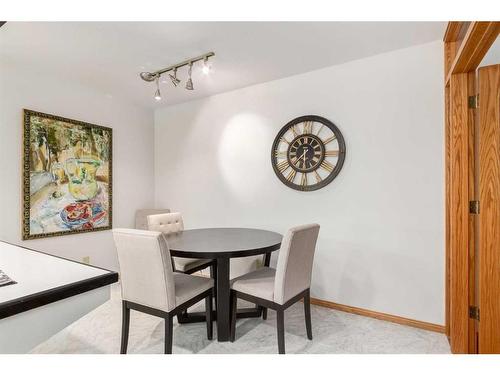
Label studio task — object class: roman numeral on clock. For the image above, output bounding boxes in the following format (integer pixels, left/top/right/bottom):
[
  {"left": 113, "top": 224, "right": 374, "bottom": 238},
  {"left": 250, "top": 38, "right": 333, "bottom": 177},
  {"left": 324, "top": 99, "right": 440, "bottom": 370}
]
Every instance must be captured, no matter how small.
[
  {"left": 277, "top": 160, "right": 290, "bottom": 173},
  {"left": 325, "top": 150, "right": 339, "bottom": 157},
  {"left": 313, "top": 170, "right": 322, "bottom": 183},
  {"left": 320, "top": 160, "right": 335, "bottom": 173},
  {"left": 303, "top": 121, "right": 313, "bottom": 134},
  {"left": 286, "top": 169, "right": 297, "bottom": 182},
  {"left": 322, "top": 135, "right": 337, "bottom": 145},
  {"left": 280, "top": 136, "right": 290, "bottom": 145},
  {"left": 301, "top": 173, "right": 308, "bottom": 187}
]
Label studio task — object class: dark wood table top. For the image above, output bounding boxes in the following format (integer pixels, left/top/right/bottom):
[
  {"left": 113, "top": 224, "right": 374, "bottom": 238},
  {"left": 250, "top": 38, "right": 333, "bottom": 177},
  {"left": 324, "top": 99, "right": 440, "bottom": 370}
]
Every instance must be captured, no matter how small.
[{"left": 166, "top": 228, "right": 282, "bottom": 259}]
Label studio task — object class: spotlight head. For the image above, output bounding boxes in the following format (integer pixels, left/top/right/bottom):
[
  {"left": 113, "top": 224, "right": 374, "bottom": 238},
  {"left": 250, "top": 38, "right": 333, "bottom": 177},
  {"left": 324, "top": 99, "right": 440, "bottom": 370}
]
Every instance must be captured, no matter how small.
[
  {"left": 185, "top": 62, "right": 194, "bottom": 90},
  {"left": 169, "top": 74, "right": 180, "bottom": 86},
  {"left": 154, "top": 76, "right": 162, "bottom": 101},
  {"left": 202, "top": 56, "right": 211, "bottom": 75},
  {"left": 169, "top": 68, "right": 181, "bottom": 87},
  {"left": 154, "top": 88, "right": 161, "bottom": 101}
]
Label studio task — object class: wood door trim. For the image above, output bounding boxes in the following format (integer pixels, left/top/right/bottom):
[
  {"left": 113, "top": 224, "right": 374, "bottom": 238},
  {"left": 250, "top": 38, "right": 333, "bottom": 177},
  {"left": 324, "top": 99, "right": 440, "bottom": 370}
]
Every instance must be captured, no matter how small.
[
  {"left": 478, "top": 65, "right": 500, "bottom": 353},
  {"left": 443, "top": 21, "right": 499, "bottom": 353},
  {"left": 310, "top": 298, "right": 445, "bottom": 333},
  {"left": 445, "top": 22, "right": 500, "bottom": 85},
  {"left": 444, "top": 22, "right": 466, "bottom": 42},
  {"left": 467, "top": 71, "right": 477, "bottom": 354},
  {"left": 449, "top": 73, "right": 471, "bottom": 353},
  {"left": 445, "top": 84, "right": 451, "bottom": 338}
]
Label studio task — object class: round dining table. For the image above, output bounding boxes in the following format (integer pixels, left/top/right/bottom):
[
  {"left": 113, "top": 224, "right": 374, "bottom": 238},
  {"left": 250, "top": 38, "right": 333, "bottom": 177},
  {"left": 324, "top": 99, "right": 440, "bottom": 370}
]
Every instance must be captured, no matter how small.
[{"left": 166, "top": 227, "right": 282, "bottom": 342}]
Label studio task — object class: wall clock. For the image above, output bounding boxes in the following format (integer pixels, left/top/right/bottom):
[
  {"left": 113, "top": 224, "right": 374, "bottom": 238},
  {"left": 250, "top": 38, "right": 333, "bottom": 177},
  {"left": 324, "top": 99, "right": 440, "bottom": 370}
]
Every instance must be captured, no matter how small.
[{"left": 271, "top": 115, "right": 346, "bottom": 191}]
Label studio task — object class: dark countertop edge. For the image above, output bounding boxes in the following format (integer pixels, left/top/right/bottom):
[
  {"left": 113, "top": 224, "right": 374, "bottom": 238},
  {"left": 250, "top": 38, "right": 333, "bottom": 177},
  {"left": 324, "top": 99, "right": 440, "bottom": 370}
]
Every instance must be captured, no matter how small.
[
  {"left": 0, "top": 271, "right": 118, "bottom": 320},
  {"left": 0, "top": 239, "right": 118, "bottom": 320}
]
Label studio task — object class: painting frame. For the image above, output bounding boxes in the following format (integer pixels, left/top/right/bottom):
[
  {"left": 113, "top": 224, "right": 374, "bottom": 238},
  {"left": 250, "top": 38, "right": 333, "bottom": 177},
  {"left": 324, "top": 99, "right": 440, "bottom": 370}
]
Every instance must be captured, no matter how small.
[{"left": 22, "top": 109, "right": 113, "bottom": 240}]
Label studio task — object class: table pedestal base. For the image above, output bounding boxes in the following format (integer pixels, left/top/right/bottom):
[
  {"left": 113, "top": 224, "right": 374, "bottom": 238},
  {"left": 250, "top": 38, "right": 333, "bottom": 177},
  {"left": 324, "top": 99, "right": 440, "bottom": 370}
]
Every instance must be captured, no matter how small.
[{"left": 177, "top": 307, "right": 262, "bottom": 324}]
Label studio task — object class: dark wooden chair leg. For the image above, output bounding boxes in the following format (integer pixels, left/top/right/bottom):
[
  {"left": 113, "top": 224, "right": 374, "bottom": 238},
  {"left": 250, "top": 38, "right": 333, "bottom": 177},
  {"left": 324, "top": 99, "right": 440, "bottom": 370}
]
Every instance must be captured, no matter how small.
[
  {"left": 205, "top": 291, "right": 213, "bottom": 340},
  {"left": 257, "top": 252, "right": 272, "bottom": 320},
  {"left": 276, "top": 309, "right": 285, "bottom": 354},
  {"left": 230, "top": 290, "right": 237, "bottom": 342},
  {"left": 165, "top": 315, "right": 173, "bottom": 354},
  {"left": 304, "top": 290, "right": 312, "bottom": 340},
  {"left": 120, "top": 301, "right": 130, "bottom": 354}
]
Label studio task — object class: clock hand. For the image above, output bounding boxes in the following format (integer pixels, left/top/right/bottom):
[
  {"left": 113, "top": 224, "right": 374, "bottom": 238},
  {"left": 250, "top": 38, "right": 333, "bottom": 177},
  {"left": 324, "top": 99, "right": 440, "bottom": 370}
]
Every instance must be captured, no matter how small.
[
  {"left": 293, "top": 151, "right": 306, "bottom": 165},
  {"left": 300, "top": 150, "right": 307, "bottom": 167}
]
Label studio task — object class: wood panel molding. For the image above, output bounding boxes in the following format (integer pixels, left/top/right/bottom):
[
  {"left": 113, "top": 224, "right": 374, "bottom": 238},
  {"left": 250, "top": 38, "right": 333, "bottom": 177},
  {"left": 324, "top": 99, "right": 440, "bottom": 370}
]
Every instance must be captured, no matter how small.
[{"left": 310, "top": 298, "right": 445, "bottom": 334}]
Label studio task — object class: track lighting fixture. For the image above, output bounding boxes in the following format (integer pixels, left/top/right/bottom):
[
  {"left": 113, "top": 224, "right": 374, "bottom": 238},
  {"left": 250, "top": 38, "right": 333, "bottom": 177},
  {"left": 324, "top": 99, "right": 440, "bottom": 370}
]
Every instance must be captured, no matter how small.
[
  {"left": 185, "top": 62, "right": 194, "bottom": 91},
  {"left": 139, "top": 52, "right": 214, "bottom": 101}
]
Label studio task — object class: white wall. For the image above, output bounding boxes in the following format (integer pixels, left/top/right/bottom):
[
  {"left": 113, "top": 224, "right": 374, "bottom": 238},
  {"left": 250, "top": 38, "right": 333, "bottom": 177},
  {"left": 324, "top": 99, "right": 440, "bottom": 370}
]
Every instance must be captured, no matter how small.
[
  {"left": 0, "top": 61, "right": 155, "bottom": 271},
  {"left": 154, "top": 41, "right": 445, "bottom": 324},
  {"left": 480, "top": 34, "right": 500, "bottom": 67}
]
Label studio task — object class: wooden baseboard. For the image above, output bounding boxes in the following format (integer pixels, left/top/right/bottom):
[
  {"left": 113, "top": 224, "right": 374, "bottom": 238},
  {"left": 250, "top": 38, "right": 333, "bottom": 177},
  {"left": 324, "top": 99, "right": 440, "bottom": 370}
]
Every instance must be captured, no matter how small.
[{"left": 310, "top": 297, "right": 446, "bottom": 334}]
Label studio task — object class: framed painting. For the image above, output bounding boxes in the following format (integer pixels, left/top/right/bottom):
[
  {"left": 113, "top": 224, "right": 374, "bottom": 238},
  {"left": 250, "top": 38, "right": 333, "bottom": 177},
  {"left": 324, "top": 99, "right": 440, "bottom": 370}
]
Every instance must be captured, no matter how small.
[{"left": 22, "top": 109, "right": 112, "bottom": 240}]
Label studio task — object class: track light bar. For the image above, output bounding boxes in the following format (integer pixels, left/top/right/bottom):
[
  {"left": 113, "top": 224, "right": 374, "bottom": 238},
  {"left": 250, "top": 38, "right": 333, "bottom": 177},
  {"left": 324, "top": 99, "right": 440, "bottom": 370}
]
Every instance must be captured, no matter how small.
[
  {"left": 140, "top": 52, "right": 215, "bottom": 82},
  {"left": 140, "top": 51, "right": 214, "bottom": 101}
]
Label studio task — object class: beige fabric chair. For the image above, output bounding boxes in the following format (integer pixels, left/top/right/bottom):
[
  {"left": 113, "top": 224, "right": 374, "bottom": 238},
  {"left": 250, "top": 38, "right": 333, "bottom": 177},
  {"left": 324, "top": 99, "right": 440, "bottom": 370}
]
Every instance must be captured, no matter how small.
[
  {"left": 113, "top": 228, "right": 214, "bottom": 354},
  {"left": 230, "top": 223, "right": 320, "bottom": 354},
  {"left": 135, "top": 209, "right": 170, "bottom": 230},
  {"left": 147, "top": 212, "right": 214, "bottom": 274}
]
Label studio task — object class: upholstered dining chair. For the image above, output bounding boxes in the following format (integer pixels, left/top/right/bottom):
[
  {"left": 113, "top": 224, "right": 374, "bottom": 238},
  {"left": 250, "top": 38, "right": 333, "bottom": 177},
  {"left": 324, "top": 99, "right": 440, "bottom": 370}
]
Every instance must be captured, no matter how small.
[
  {"left": 113, "top": 228, "right": 214, "bottom": 354},
  {"left": 135, "top": 208, "right": 170, "bottom": 230},
  {"left": 229, "top": 223, "right": 320, "bottom": 354},
  {"left": 147, "top": 212, "right": 215, "bottom": 275}
]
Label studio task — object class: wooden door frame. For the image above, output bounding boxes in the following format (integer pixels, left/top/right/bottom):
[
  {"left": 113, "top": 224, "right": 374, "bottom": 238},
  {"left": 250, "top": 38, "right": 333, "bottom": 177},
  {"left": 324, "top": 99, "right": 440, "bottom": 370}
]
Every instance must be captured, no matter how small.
[{"left": 444, "top": 21, "right": 500, "bottom": 354}]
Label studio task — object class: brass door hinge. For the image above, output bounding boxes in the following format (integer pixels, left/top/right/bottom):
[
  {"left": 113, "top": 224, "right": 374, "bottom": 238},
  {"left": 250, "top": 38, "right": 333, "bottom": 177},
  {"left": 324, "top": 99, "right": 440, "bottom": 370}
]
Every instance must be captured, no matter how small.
[
  {"left": 468, "top": 95, "right": 479, "bottom": 109},
  {"left": 470, "top": 200, "right": 480, "bottom": 214},
  {"left": 469, "top": 305, "right": 480, "bottom": 321}
]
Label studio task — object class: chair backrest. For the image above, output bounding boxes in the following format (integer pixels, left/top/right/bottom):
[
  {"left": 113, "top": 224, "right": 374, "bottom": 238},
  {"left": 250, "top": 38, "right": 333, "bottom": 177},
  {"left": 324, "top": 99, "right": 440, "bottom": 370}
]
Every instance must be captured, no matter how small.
[
  {"left": 135, "top": 209, "right": 171, "bottom": 230},
  {"left": 113, "top": 228, "right": 176, "bottom": 312},
  {"left": 147, "top": 212, "right": 184, "bottom": 234},
  {"left": 274, "top": 224, "right": 320, "bottom": 305}
]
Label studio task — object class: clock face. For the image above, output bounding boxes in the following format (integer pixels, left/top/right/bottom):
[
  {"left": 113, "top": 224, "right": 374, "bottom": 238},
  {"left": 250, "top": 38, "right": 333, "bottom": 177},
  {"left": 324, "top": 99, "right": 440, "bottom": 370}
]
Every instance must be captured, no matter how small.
[{"left": 271, "top": 115, "right": 346, "bottom": 191}]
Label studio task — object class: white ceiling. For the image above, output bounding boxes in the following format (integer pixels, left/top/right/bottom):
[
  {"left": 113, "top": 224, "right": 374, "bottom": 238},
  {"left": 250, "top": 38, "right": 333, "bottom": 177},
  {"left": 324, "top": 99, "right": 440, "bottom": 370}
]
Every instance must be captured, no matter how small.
[{"left": 0, "top": 22, "right": 446, "bottom": 109}]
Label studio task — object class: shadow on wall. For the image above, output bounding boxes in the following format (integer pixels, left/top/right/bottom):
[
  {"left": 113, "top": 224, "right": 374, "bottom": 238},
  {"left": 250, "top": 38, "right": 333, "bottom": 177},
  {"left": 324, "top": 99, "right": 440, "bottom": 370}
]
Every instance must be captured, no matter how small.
[{"left": 217, "top": 112, "right": 275, "bottom": 202}]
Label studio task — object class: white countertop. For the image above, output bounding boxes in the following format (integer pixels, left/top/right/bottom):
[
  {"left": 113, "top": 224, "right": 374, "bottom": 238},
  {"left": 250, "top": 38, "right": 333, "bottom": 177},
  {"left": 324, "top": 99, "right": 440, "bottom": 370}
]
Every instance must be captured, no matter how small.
[{"left": 0, "top": 240, "right": 110, "bottom": 304}]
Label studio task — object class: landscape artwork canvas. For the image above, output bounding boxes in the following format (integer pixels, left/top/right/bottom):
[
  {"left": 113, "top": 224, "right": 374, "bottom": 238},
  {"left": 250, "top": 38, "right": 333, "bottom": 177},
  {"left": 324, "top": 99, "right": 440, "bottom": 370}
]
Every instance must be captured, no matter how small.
[{"left": 23, "top": 109, "right": 112, "bottom": 240}]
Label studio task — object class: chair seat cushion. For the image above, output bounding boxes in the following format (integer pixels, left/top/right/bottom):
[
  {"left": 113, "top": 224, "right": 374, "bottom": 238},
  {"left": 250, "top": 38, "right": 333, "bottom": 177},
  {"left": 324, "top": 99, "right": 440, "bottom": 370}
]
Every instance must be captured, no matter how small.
[
  {"left": 173, "top": 257, "right": 212, "bottom": 272},
  {"left": 230, "top": 267, "right": 276, "bottom": 302},
  {"left": 174, "top": 272, "right": 214, "bottom": 307}
]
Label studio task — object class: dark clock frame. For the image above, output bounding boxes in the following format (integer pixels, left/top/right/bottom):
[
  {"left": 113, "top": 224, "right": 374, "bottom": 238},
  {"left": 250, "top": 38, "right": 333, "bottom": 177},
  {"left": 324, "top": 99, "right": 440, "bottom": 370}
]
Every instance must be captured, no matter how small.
[{"left": 271, "top": 115, "right": 346, "bottom": 191}]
